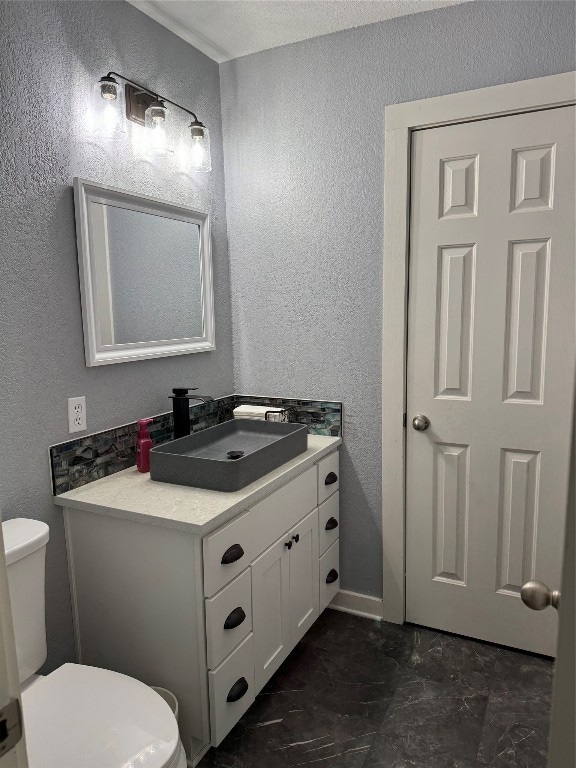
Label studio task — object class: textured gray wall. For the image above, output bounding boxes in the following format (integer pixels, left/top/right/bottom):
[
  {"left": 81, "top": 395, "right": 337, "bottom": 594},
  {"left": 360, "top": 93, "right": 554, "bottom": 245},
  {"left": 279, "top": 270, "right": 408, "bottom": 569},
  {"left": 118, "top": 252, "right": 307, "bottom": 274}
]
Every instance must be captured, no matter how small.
[
  {"left": 0, "top": 1, "right": 232, "bottom": 670},
  {"left": 220, "top": 1, "right": 576, "bottom": 599}
]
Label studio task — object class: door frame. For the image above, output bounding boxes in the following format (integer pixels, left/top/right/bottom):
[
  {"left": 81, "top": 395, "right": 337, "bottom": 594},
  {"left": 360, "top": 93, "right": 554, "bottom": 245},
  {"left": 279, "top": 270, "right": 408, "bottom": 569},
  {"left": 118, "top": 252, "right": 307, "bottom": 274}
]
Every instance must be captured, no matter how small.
[{"left": 381, "top": 71, "right": 576, "bottom": 624}]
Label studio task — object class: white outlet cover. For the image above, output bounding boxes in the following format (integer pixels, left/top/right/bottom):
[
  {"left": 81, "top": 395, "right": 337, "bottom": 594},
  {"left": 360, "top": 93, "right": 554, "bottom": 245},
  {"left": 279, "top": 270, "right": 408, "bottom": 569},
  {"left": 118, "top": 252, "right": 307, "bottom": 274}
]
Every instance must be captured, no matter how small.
[{"left": 68, "top": 397, "right": 87, "bottom": 433}]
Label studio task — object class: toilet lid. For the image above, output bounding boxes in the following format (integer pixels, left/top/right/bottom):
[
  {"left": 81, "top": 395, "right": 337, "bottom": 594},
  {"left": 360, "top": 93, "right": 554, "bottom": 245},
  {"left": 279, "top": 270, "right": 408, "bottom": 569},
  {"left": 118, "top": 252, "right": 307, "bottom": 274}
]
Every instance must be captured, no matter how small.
[{"left": 21, "top": 664, "right": 181, "bottom": 768}]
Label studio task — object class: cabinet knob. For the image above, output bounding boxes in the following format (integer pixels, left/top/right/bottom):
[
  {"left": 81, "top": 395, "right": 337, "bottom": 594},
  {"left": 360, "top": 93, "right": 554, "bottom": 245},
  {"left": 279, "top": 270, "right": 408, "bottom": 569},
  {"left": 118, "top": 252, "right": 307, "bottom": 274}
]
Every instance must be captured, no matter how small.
[
  {"left": 325, "top": 517, "right": 338, "bottom": 531},
  {"left": 326, "top": 568, "right": 339, "bottom": 584},
  {"left": 292, "top": 534, "right": 300, "bottom": 543},
  {"left": 285, "top": 540, "right": 293, "bottom": 550},
  {"left": 223, "top": 606, "right": 246, "bottom": 630},
  {"left": 325, "top": 472, "right": 338, "bottom": 485},
  {"left": 221, "top": 543, "right": 244, "bottom": 565},
  {"left": 226, "top": 677, "right": 249, "bottom": 703}
]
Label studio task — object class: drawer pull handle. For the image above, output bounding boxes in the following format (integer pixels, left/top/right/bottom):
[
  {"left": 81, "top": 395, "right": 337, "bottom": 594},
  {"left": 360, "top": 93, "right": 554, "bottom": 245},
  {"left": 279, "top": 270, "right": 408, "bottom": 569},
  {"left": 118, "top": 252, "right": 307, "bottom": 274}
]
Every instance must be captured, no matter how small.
[
  {"left": 227, "top": 677, "right": 249, "bottom": 703},
  {"left": 221, "top": 543, "right": 244, "bottom": 565},
  {"left": 325, "top": 472, "right": 338, "bottom": 485},
  {"left": 285, "top": 540, "right": 293, "bottom": 550},
  {"left": 326, "top": 568, "right": 339, "bottom": 584},
  {"left": 292, "top": 534, "right": 300, "bottom": 543},
  {"left": 325, "top": 517, "right": 339, "bottom": 531},
  {"left": 223, "top": 607, "right": 246, "bottom": 630}
]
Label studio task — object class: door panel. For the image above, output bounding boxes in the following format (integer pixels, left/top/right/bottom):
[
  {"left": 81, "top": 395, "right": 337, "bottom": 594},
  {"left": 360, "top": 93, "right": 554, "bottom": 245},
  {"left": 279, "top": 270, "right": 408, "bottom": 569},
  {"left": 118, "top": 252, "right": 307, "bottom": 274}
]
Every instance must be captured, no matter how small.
[
  {"left": 510, "top": 144, "right": 554, "bottom": 212},
  {"left": 439, "top": 154, "right": 478, "bottom": 218},
  {"left": 433, "top": 442, "right": 469, "bottom": 585},
  {"left": 496, "top": 449, "right": 539, "bottom": 595},
  {"left": 406, "top": 106, "right": 575, "bottom": 656},
  {"left": 289, "top": 510, "right": 319, "bottom": 644},
  {"left": 503, "top": 240, "right": 549, "bottom": 402},
  {"left": 251, "top": 538, "right": 290, "bottom": 690},
  {"left": 435, "top": 244, "right": 475, "bottom": 400}
]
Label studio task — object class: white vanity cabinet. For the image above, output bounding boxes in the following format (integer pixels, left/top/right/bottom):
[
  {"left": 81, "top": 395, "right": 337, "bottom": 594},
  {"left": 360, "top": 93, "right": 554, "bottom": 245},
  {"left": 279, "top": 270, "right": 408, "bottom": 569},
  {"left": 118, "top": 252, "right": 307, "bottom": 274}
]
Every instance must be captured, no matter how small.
[{"left": 59, "top": 437, "right": 340, "bottom": 766}]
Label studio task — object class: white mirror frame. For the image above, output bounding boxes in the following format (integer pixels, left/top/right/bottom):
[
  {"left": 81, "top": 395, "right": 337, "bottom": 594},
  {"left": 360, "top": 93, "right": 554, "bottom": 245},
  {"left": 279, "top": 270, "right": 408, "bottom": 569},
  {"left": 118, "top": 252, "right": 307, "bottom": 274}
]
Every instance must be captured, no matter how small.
[{"left": 73, "top": 178, "right": 215, "bottom": 366}]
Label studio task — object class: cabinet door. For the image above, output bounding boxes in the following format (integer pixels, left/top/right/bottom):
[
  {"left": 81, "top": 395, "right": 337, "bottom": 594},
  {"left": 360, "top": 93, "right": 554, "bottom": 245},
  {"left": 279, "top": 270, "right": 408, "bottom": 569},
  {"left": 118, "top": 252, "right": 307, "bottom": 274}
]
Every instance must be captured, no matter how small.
[
  {"left": 252, "top": 536, "right": 291, "bottom": 690},
  {"left": 289, "top": 509, "right": 319, "bottom": 645}
]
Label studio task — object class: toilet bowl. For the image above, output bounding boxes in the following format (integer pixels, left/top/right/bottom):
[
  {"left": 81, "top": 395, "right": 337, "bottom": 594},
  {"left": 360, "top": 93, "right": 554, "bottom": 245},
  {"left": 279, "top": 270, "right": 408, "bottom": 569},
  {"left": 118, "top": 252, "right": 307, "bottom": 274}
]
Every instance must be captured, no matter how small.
[{"left": 3, "top": 518, "right": 187, "bottom": 768}]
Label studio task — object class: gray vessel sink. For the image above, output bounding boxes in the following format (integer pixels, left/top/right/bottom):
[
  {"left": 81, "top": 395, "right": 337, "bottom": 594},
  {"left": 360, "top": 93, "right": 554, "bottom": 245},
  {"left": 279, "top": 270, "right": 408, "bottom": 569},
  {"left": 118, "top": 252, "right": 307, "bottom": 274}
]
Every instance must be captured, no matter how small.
[{"left": 150, "top": 419, "right": 308, "bottom": 492}]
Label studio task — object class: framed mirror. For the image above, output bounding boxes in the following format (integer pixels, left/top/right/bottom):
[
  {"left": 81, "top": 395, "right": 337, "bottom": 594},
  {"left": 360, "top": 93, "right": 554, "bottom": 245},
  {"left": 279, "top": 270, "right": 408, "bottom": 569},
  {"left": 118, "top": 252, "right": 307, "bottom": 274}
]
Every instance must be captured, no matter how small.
[{"left": 73, "top": 178, "right": 215, "bottom": 366}]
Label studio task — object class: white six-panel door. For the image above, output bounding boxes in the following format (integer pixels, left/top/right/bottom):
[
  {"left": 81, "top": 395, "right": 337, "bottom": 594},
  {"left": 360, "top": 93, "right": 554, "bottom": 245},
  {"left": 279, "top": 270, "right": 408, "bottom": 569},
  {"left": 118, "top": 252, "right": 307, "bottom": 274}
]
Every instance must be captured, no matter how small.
[{"left": 406, "top": 106, "right": 575, "bottom": 656}]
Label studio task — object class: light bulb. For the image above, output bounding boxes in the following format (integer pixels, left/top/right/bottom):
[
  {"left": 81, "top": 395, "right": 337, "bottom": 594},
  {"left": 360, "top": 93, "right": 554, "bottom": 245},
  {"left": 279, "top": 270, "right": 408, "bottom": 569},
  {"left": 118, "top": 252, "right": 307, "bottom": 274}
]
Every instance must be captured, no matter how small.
[
  {"left": 101, "top": 103, "right": 118, "bottom": 133},
  {"left": 191, "top": 137, "right": 206, "bottom": 166},
  {"left": 149, "top": 122, "right": 167, "bottom": 153},
  {"left": 145, "top": 100, "right": 169, "bottom": 156},
  {"left": 189, "top": 120, "right": 211, "bottom": 172}
]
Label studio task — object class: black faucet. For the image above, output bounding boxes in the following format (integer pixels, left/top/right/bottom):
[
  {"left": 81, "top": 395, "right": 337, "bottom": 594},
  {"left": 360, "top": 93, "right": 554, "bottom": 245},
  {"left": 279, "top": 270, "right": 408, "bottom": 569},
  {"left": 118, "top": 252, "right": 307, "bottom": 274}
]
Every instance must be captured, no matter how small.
[{"left": 170, "top": 388, "right": 214, "bottom": 439}]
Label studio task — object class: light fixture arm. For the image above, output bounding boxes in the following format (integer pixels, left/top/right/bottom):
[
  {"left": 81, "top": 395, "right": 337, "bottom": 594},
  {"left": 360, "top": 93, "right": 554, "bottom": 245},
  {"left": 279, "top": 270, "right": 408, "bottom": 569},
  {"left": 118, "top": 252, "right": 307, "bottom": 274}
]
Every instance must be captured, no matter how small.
[{"left": 106, "top": 71, "right": 200, "bottom": 123}]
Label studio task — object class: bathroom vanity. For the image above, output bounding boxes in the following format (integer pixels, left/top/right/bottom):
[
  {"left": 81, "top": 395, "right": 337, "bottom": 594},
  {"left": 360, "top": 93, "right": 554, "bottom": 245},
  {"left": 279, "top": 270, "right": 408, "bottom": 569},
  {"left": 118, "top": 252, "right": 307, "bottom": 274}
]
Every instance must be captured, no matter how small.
[{"left": 56, "top": 435, "right": 341, "bottom": 765}]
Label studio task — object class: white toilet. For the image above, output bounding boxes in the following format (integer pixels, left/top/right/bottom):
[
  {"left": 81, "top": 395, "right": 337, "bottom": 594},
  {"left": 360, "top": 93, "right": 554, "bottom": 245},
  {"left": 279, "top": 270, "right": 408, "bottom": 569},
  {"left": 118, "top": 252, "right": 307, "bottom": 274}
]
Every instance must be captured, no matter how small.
[{"left": 3, "top": 518, "right": 187, "bottom": 768}]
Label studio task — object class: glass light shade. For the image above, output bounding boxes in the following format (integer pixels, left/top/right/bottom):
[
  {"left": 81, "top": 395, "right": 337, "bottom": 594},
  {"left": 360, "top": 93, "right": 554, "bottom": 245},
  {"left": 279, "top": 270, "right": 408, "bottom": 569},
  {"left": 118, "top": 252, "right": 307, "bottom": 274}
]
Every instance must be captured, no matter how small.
[
  {"left": 99, "top": 76, "right": 119, "bottom": 101},
  {"left": 189, "top": 122, "right": 211, "bottom": 172},
  {"left": 93, "top": 76, "right": 124, "bottom": 137},
  {"left": 145, "top": 100, "right": 169, "bottom": 155}
]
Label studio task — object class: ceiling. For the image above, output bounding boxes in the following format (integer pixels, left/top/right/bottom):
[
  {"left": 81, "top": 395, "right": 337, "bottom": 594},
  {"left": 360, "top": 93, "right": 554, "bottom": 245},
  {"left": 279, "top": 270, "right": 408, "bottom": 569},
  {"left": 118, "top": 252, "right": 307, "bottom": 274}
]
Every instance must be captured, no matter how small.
[{"left": 127, "top": 0, "right": 466, "bottom": 63}]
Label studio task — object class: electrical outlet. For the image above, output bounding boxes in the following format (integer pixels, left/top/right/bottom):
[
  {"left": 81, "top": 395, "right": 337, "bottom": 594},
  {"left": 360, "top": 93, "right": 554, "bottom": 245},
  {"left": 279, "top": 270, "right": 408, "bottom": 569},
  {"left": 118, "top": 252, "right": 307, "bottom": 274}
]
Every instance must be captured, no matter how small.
[{"left": 68, "top": 396, "right": 87, "bottom": 433}]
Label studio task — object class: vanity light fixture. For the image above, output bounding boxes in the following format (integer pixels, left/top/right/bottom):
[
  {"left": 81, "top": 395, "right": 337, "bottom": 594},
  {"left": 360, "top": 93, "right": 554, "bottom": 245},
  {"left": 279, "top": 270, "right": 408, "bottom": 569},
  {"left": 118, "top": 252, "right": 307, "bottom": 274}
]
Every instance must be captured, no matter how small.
[{"left": 94, "top": 71, "right": 211, "bottom": 172}]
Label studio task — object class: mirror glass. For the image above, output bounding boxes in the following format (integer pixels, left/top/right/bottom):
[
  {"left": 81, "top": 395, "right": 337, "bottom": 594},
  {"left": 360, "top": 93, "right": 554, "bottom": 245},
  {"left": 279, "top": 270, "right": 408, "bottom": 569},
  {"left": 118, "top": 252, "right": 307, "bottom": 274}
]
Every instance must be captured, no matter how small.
[
  {"left": 100, "top": 204, "right": 202, "bottom": 344},
  {"left": 74, "top": 179, "right": 215, "bottom": 366}
]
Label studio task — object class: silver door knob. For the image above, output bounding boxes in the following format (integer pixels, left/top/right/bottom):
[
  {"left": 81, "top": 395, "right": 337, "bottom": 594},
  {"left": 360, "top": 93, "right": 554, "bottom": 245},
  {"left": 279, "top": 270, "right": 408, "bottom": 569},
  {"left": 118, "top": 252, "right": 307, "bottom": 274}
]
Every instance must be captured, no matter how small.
[
  {"left": 521, "top": 580, "right": 560, "bottom": 611},
  {"left": 412, "top": 414, "right": 431, "bottom": 432}
]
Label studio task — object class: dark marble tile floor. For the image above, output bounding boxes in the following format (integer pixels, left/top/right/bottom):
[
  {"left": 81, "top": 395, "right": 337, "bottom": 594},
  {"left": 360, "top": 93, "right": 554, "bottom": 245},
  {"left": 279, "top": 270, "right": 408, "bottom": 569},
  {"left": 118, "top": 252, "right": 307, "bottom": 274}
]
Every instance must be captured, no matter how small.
[{"left": 199, "top": 609, "right": 554, "bottom": 768}]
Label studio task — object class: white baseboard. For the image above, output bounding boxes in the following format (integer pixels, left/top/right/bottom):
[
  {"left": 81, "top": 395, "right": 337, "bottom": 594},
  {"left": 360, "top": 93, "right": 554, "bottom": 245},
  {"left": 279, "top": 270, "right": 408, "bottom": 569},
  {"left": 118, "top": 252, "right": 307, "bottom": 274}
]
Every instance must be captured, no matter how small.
[{"left": 329, "top": 589, "right": 385, "bottom": 621}]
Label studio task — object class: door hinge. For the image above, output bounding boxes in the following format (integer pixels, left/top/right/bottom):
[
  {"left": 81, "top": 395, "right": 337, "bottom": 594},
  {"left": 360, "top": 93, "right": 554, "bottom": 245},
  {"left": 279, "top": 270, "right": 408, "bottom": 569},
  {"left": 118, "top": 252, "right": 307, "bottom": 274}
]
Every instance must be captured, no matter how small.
[
  {"left": 0, "top": 698, "right": 23, "bottom": 756},
  {"left": 403, "top": 413, "right": 407, "bottom": 428}
]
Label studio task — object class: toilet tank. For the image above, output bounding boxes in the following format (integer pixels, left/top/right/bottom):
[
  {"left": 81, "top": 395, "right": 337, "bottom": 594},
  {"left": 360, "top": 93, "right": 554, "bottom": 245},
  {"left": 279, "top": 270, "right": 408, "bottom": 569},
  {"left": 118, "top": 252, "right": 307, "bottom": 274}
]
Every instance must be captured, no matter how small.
[{"left": 2, "top": 519, "right": 49, "bottom": 684}]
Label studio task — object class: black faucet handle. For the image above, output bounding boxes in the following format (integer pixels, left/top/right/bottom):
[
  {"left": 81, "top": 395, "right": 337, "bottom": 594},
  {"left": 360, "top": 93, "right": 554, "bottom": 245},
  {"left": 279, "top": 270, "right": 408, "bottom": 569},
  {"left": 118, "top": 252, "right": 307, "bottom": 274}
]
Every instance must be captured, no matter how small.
[{"left": 171, "top": 387, "right": 198, "bottom": 397}]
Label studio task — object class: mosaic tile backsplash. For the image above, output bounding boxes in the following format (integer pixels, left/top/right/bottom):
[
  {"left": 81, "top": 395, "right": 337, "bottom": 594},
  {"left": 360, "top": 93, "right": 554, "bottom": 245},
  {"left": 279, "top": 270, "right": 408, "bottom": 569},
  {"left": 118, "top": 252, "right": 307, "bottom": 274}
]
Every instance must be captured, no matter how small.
[{"left": 50, "top": 395, "right": 342, "bottom": 494}]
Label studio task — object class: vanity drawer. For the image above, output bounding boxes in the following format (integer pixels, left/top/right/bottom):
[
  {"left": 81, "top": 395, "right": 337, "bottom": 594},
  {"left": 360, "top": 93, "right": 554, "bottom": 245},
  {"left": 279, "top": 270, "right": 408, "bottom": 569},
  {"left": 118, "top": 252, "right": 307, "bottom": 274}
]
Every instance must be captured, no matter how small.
[
  {"left": 319, "top": 539, "right": 340, "bottom": 613},
  {"left": 250, "top": 466, "right": 316, "bottom": 559},
  {"left": 317, "top": 451, "right": 339, "bottom": 505},
  {"left": 205, "top": 569, "right": 252, "bottom": 669},
  {"left": 203, "top": 511, "right": 252, "bottom": 597},
  {"left": 318, "top": 492, "right": 339, "bottom": 556},
  {"left": 209, "top": 633, "right": 255, "bottom": 747}
]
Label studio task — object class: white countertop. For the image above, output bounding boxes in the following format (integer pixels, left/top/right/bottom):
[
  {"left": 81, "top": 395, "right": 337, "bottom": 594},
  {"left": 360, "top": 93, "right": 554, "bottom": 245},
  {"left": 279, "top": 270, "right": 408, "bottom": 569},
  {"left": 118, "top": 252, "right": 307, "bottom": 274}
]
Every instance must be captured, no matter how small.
[{"left": 55, "top": 435, "right": 341, "bottom": 535}]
